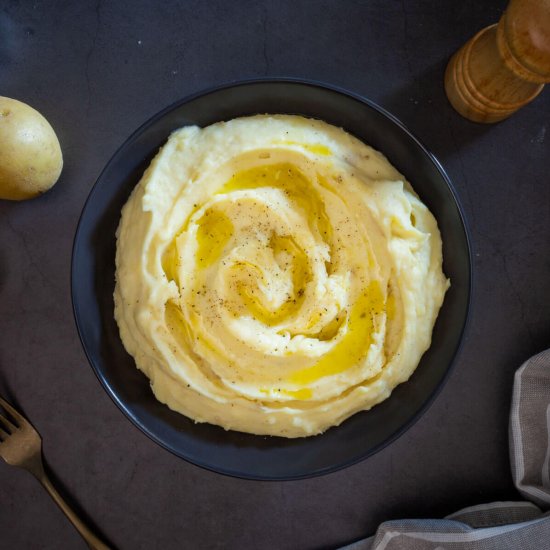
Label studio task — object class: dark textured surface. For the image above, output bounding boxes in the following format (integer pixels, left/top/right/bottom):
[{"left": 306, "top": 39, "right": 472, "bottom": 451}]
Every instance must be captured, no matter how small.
[{"left": 0, "top": 1, "right": 549, "bottom": 549}]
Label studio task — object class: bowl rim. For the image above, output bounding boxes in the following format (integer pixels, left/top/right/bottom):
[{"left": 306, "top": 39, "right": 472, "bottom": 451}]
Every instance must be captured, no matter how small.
[{"left": 71, "top": 77, "right": 472, "bottom": 480}]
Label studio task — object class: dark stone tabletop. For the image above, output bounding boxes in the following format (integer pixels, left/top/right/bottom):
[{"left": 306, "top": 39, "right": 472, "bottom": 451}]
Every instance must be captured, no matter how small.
[{"left": 1, "top": 1, "right": 549, "bottom": 548}]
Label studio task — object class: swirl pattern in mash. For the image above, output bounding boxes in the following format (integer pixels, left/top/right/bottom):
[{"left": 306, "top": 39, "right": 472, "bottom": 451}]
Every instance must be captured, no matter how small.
[{"left": 114, "top": 115, "right": 449, "bottom": 437}]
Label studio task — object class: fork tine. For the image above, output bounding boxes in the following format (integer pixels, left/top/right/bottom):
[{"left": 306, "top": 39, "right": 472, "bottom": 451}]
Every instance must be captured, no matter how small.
[
  {"left": 0, "top": 426, "right": 8, "bottom": 440},
  {"left": 0, "top": 412, "right": 17, "bottom": 433},
  {"left": 0, "top": 396, "right": 25, "bottom": 426}
]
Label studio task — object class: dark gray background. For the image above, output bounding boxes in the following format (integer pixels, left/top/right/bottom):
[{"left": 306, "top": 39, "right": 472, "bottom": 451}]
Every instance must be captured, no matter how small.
[{"left": 1, "top": 0, "right": 549, "bottom": 549}]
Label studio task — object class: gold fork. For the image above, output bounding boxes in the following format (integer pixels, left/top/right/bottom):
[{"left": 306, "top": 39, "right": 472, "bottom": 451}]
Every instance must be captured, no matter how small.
[{"left": 0, "top": 396, "right": 111, "bottom": 549}]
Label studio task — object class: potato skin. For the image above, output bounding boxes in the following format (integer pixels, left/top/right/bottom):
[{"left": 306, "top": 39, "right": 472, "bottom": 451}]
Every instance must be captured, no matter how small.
[{"left": 0, "top": 97, "right": 63, "bottom": 200}]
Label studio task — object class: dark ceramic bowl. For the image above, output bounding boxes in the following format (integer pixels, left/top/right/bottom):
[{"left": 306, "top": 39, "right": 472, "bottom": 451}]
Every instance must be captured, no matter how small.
[{"left": 71, "top": 79, "right": 471, "bottom": 480}]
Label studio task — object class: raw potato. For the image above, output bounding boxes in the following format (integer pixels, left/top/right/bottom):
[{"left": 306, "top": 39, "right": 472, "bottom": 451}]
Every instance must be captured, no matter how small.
[{"left": 0, "top": 97, "right": 63, "bottom": 201}]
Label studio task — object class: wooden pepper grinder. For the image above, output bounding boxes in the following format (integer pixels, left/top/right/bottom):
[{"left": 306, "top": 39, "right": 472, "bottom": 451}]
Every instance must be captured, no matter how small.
[{"left": 445, "top": 0, "right": 550, "bottom": 123}]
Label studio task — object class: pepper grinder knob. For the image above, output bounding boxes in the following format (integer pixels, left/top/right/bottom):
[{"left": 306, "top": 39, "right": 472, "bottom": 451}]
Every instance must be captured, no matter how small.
[{"left": 445, "top": 0, "right": 550, "bottom": 123}]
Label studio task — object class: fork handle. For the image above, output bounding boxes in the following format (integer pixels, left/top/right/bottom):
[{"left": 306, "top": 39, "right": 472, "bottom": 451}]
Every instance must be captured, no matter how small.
[{"left": 34, "top": 471, "right": 111, "bottom": 550}]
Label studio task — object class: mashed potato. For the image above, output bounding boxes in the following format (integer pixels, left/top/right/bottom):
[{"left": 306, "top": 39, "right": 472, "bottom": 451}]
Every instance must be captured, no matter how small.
[{"left": 114, "top": 115, "right": 449, "bottom": 438}]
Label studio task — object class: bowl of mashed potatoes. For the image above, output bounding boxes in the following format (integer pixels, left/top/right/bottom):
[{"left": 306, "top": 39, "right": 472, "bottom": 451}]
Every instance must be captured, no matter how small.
[{"left": 72, "top": 79, "right": 471, "bottom": 479}]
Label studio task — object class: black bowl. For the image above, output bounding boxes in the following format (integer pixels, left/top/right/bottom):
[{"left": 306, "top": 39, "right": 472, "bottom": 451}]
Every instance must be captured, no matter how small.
[{"left": 72, "top": 79, "right": 471, "bottom": 480}]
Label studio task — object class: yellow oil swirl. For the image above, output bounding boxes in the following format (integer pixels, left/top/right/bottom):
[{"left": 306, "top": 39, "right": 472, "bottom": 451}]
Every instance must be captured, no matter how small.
[
  {"left": 195, "top": 210, "right": 234, "bottom": 269},
  {"left": 219, "top": 163, "right": 333, "bottom": 246},
  {"left": 163, "top": 159, "right": 386, "bottom": 401},
  {"left": 276, "top": 141, "right": 332, "bottom": 156},
  {"left": 290, "top": 281, "right": 385, "bottom": 386},
  {"left": 161, "top": 240, "right": 179, "bottom": 284},
  {"left": 234, "top": 234, "right": 310, "bottom": 326}
]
